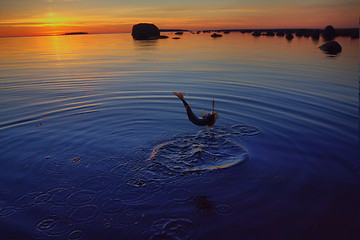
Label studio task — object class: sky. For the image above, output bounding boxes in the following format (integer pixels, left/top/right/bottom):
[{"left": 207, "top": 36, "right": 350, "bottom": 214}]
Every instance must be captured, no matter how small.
[{"left": 0, "top": 0, "right": 359, "bottom": 37}]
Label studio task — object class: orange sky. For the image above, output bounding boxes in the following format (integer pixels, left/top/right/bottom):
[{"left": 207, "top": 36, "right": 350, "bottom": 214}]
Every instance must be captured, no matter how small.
[{"left": 0, "top": 0, "right": 359, "bottom": 37}]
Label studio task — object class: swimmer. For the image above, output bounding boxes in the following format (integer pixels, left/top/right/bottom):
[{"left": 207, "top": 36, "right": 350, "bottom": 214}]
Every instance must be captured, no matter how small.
[{"left": 173, "top": 92, "right": 219, "bottom": 132}]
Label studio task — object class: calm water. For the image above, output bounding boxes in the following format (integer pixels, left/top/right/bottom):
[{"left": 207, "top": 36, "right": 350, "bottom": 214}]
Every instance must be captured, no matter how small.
[{"left": 0, "top": 32, "right": 359, "bottom": 239}]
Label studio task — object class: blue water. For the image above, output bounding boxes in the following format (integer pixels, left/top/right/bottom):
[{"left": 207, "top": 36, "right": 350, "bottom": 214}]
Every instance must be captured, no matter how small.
[{"left": 0, "top": 32, "right": 359, "bottom": 239}]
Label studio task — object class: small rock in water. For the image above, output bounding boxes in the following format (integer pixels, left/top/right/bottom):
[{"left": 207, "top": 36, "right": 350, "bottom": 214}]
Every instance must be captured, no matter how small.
[
  {"left": 211, "top": 33, "right": 223, "bottom": 38},
  {"left": 285, "top": 33, "right": 294, "bottom": 40},
  {"left": 252, "top": 31, "right": 261, "bottom": 37},
  {"left": 319, "top": 41, "right": 342, "bottom": 55}
]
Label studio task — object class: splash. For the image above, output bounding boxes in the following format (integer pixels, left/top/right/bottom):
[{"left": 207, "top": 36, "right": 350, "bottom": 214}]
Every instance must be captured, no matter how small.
[{"left": 148, "top": 124, "right": 260, "bottom": 174}]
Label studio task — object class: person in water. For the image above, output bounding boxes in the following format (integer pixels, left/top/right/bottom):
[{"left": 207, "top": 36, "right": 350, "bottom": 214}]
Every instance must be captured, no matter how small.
[{"left": 173, "top": 92, "right": 219, "bottom": 132}]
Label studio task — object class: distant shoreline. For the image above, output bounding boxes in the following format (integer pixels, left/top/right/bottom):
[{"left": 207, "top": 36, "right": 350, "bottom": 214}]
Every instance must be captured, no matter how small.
[
  {"left": 63, "top": 32, "right": 89, "bottom": 35},
  {"left": 200, "top": 28, "right": 358, "bottom": 32},
  {"left": 159, "top": 28, "right": 358, "bottom": 32},
  {"left": 1, "top": 28, "right": 358, "bottom": 38},
  {"left": 157, "top": 27, "right": 358, "bottom": 39}
]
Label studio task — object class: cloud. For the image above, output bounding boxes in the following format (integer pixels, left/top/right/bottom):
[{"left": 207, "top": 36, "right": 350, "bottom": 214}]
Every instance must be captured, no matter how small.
[{"left": 0, "top": 22, "right": 48, "bottom": 26}]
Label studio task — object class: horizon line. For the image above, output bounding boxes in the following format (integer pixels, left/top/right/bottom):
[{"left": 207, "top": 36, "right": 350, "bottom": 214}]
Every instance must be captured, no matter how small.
[{"left": 1, "top": 26, "right": 358, "bottom": 38}]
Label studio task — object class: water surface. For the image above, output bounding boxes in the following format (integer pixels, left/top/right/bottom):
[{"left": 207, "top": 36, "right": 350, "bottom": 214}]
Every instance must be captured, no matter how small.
[{"left": 0, "top": 32, "right": 359, "bottom": 239}]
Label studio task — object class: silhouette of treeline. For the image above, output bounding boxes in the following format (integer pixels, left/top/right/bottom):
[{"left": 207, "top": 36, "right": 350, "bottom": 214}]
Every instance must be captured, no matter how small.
[
  {"left": 159, "top": 29, "right": 188, "bottom": 32},
  {"left": 201, "top": 28, "right": 359, "bottom": 39}
]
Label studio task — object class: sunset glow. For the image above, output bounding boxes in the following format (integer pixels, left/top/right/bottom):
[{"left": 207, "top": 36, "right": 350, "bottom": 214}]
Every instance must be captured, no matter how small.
[{"left": 1, "top": 0, "right": 359, "bottom": 37}]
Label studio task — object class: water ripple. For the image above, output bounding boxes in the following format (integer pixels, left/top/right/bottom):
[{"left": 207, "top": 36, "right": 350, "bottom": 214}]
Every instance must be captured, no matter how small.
[{"left": 148, "top": 125, "right": 260, "bottom": 174}]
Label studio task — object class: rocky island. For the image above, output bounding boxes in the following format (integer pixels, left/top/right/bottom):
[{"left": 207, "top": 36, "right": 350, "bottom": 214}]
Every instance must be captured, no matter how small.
[
  {"left": 132, "top": 23, "right": 160, "bottom": 40},
  {"left": 63, "top": 32, "right": 88, "bottom": 35}
]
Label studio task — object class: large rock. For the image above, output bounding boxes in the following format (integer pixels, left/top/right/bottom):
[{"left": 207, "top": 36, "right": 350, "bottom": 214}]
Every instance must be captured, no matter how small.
[
  {"left": 319, "top": 41, "right": 342, "bottom": 54},
  {"left": 322, "top": 25, "right": 336, "bottom": 41},
  {"left": 132, "top": 23, "right": 160, "bottom": 40}
]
